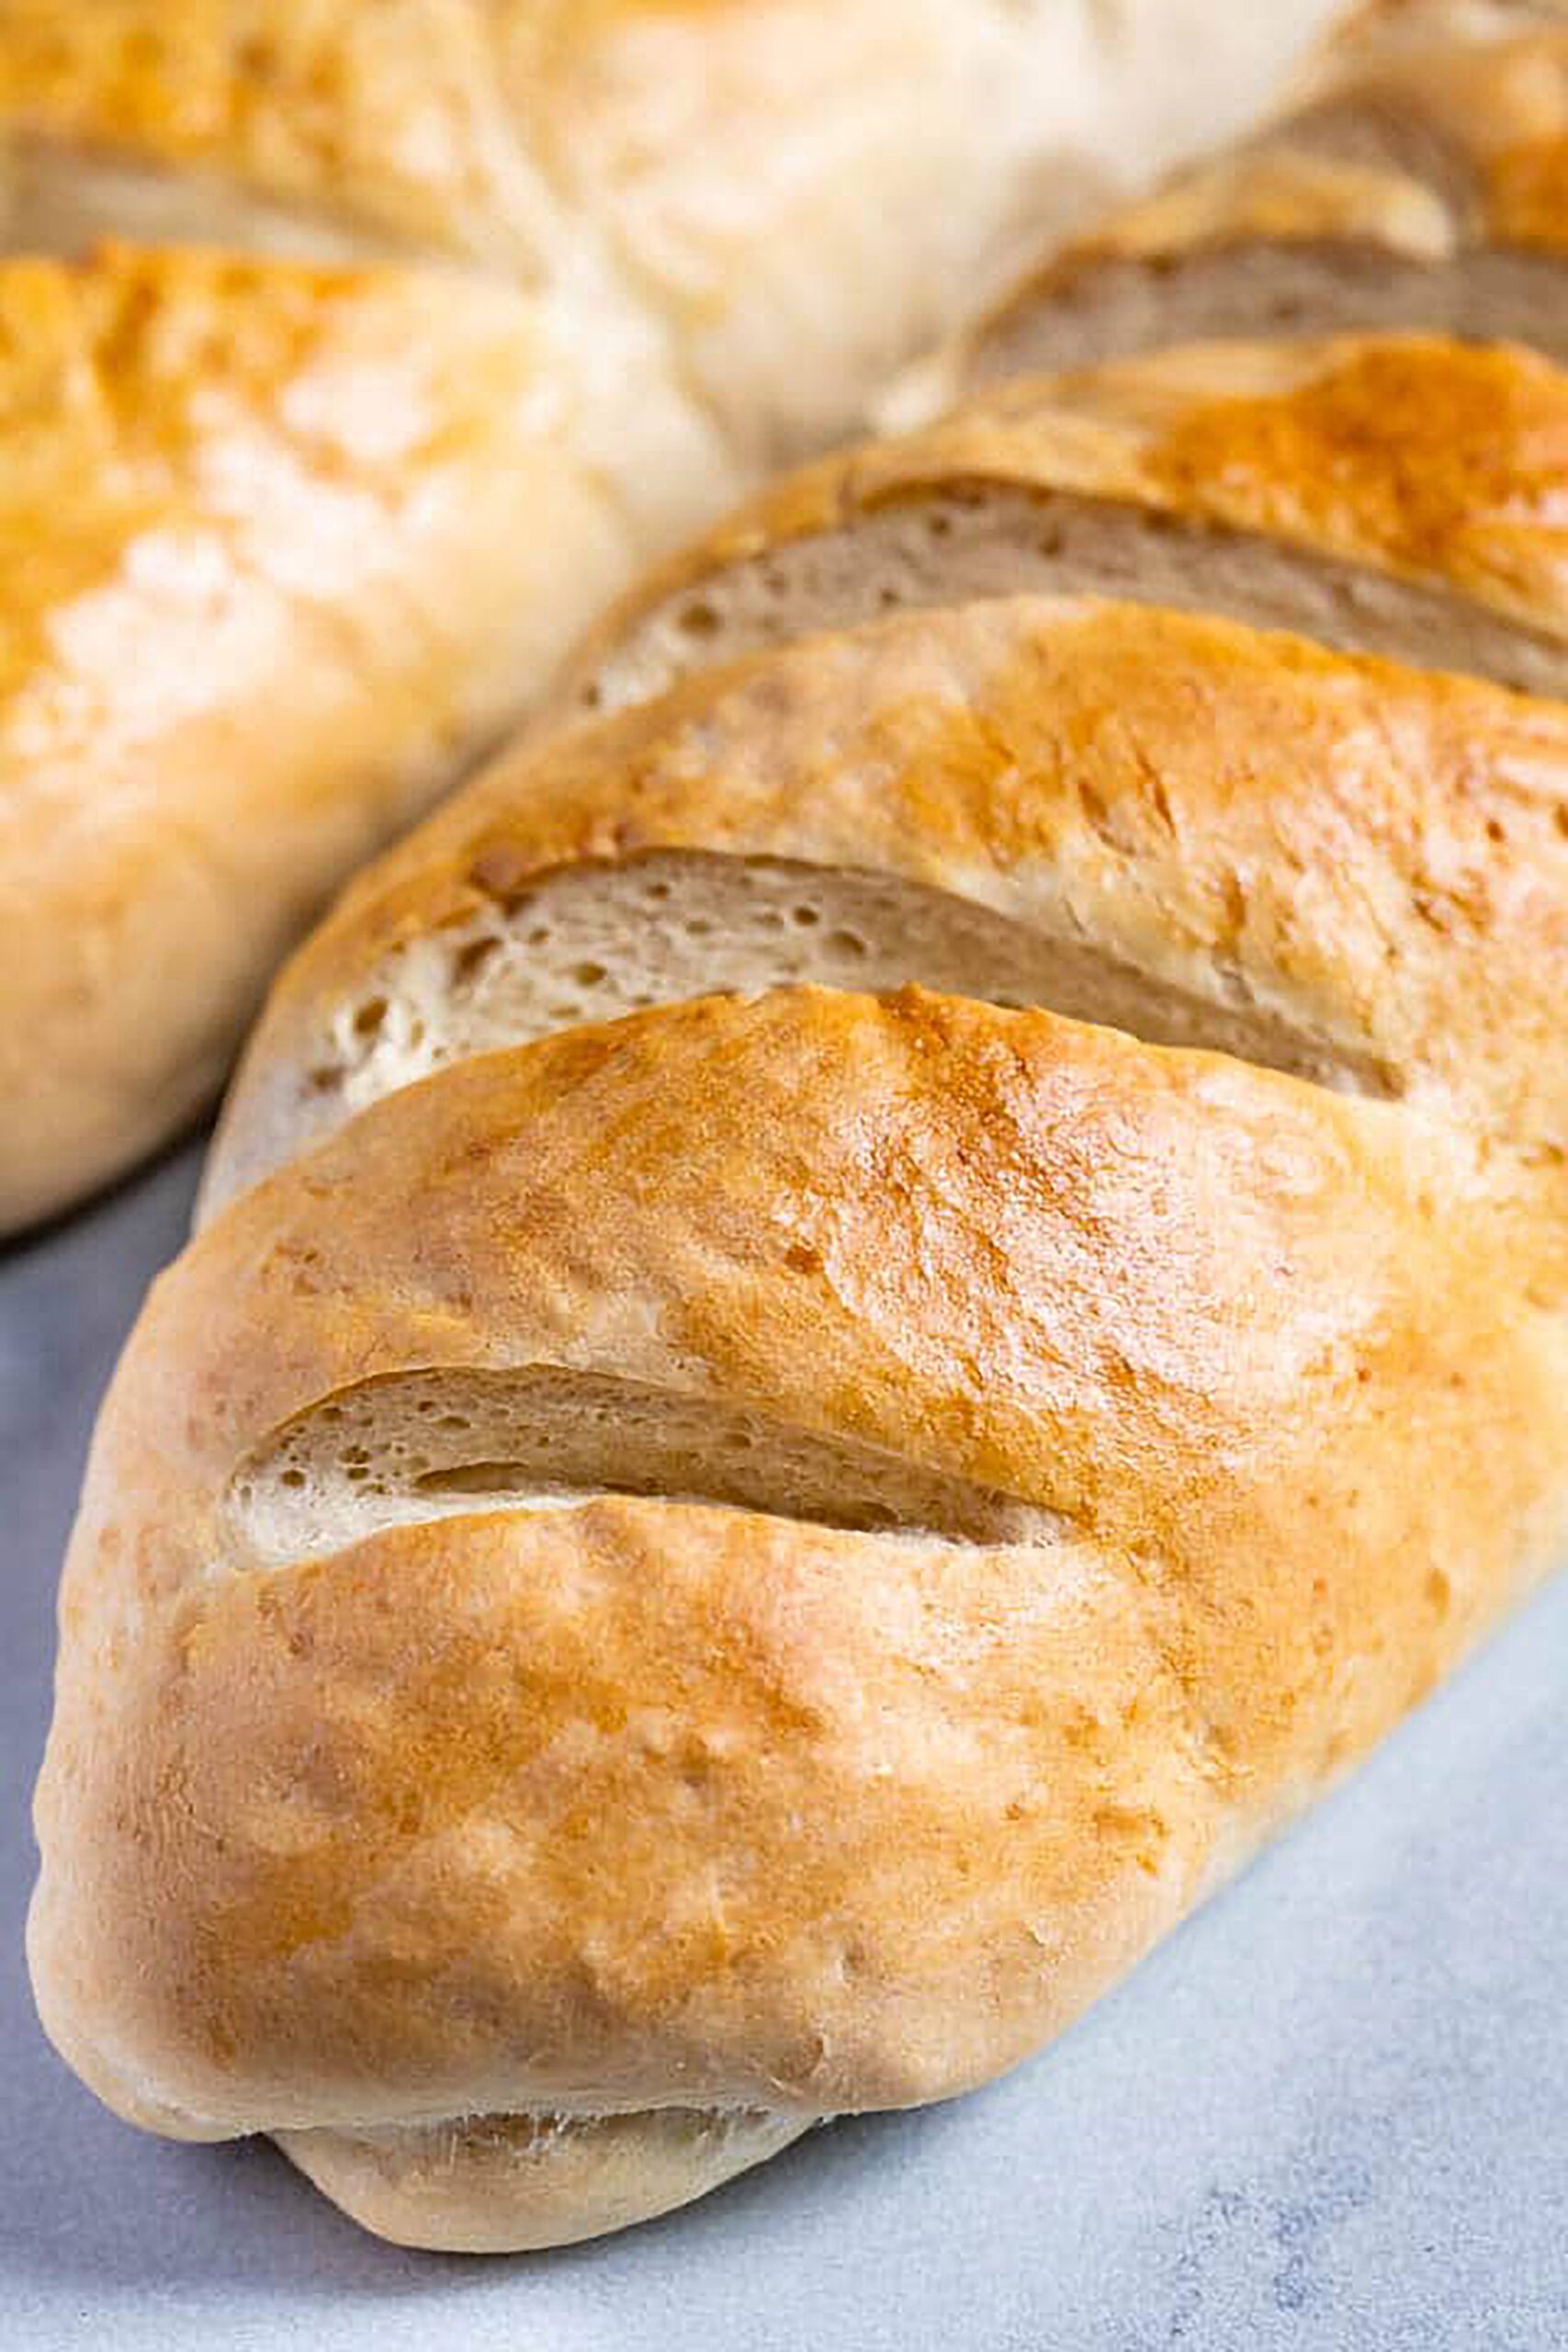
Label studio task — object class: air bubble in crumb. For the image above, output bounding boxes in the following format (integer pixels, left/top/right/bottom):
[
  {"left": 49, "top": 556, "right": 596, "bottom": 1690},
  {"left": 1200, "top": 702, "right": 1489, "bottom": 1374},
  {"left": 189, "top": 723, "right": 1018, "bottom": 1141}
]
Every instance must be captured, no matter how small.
[{"left": 453, "top": 936, "right": 502, "bottom": 985}]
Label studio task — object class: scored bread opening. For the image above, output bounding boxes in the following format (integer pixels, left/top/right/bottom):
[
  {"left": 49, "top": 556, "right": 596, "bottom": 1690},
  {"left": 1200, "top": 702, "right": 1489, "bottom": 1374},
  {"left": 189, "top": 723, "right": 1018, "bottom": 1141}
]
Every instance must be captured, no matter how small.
[
  {"left": 227, "top": 1365, "right": 1070, "bottom": 1566},
  {"left": 967, "top": 242, "right": 1568, "bottom": 385},
  {"left": 567, "top": 484, "right": 1568, "bottom": 720},
  {"left": 223, "top": 850, "right": 1389, "bottom": 1202}
]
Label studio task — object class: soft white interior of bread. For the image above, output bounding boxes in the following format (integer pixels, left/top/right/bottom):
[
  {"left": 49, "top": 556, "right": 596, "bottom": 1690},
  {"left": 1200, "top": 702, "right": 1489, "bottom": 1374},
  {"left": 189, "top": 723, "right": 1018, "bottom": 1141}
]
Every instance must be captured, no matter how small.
[
  {"left": 210, "top": 849, "right": 1387, "bottom": 1208},
  {"left": 571, "top": 486, "right": 1568, "bottom": 719},
  {"left": 326, "top": 853, "right": 1382, "bottom": 1101},
  {"left": 228, "top": 1364, "right": 1069, "bottom": 1567},
  {"left": 968, "top": 241, "right": 1568, "bottom": 383}
]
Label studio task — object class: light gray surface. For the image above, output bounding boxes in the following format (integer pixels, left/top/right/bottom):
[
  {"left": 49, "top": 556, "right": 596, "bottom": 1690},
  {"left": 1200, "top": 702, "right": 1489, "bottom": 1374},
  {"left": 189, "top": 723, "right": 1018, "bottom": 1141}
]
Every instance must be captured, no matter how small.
[{"left": 3, "top": 1143, "right": 1565, "bottom": 2351}]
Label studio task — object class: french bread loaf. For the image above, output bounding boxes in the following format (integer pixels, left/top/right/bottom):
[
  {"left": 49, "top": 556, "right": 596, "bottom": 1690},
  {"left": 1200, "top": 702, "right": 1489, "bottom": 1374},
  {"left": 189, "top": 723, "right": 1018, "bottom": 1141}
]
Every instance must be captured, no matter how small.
[
  {"left": 33, "top": 0, "right": 1568, "bottom": 2265},
  {"left": 0, "top": 0, "right": 1342, "bottom": 1235}
]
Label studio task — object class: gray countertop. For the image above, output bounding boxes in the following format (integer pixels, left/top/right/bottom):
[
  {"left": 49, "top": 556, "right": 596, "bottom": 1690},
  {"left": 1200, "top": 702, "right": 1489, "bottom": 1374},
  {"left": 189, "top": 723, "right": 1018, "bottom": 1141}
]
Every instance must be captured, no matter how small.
[{"left": 3, "top": 1144, "right": 1564, "bottom": 2350}]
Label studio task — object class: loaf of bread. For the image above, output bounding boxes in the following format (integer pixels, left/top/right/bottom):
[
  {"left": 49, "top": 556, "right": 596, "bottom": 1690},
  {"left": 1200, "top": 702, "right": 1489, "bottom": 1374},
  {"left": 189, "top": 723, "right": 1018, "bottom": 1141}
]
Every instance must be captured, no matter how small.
[
  {"left": 33, "top": 296, "right": 1568, "bottom": 2247},
  {"left": 0, "top": 240, "right": 722, "bottom": 1238},
  {"left": 0, "top": 0, "right": 1342, "bottom": 1237}
]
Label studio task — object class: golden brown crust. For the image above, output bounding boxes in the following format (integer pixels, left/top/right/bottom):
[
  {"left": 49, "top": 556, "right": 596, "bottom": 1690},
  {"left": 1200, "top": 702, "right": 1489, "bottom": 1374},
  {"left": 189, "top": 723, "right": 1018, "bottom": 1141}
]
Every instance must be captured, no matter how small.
[
  {"left": 209, "top": 594, "right": 1568, "bottom": 1208},
  {"left": 32, "top": 989, "right": 1568, "bottom": 2159},
  {"left": 0, "top": 240, "right": 645, "bottom": 1236},
  {"left": 1120, "top": 339, "right": 1568, "bottom": 616}
]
